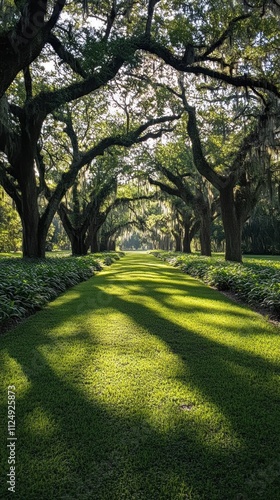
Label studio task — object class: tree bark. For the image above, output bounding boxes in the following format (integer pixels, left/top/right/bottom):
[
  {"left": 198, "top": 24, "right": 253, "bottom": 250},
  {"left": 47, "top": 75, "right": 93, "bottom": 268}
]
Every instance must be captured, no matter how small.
[
  {"left": 57, "top": 205, "right": 88, "bottom": 256},
  {"left": 182, "top": 230, "right": 191, "bottom": 253},
  {"left": 109, "top": 239, "right": 116, "bottom": 251},
  {"left": 71, "top": 233, "right": 88, "bottom": 255},
  {"left": 175, "top": 237, "right": 182, "bottom": 252},
  {"left": 219, "top": 184, "right": 242, "bottom": 262},
  {"left": 90, "top": 229, "right": 100, "bottom": 253},
  {"left": 99, "top": 234, "right": 109, "bottom": 251},
  {"left": 199, "top": 202, "right": 212, "bottom": 257},
  {"left": 172, "top": 231, "right": 182, "bottom": 252},
  {"left": 17, "top": 152, "right": 42, "bottom": 257},
  {"left": 182, "top": 220, "right": 192, "bottom": 253}
]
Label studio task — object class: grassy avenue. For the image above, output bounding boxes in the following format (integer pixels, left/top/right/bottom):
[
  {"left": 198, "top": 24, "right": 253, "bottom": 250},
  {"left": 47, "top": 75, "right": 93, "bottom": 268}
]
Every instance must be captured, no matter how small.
[{"left": 0, "top": 252, "right": 280, "bottom": 499}]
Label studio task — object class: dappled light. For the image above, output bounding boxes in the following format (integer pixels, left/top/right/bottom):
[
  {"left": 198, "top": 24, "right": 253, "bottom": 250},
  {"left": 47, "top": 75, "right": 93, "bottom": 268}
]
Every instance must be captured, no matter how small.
[{"left": 0, "top": 253, "right": 279, "bottom": 499}]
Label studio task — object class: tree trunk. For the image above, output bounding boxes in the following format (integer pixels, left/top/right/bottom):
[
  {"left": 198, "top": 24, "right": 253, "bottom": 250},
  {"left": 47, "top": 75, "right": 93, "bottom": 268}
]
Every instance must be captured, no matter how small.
[
  {"left": 90, "top": 230, "right": 99, "bottom": 253},
  {"left": 199, "top": 203, "right": 211, "bottom": 257},
  {"left": 182, "top": 223, "right": 191, "bottom": 253},
  {"left": 71, "top": 233, "right": 88, "bottom": 255},
  {"left": 21, "top": 209, "right": 41, "bottom": 258},
  {"left": 109, "top": 239, "right": 116, "bottom": 251},
  {"left": 18, "top": 158, "right": 43, "bottom": 257},
  {"left": 57, "top": 205, "right": 88, "bottom": 256},
  {"left": 172, "top": 232, "right": 182, "bottom": 252},
  {"left": 220, "top": 184, "right": 242, "bottom": 262},
  {"left": 99, "top": 233, "right": 109, "bottom": 251}
]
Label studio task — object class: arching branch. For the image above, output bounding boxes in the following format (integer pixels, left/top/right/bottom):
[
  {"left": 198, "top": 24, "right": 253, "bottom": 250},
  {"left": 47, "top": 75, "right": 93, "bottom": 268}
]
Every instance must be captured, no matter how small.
[
  {"left": 47, "top": 33, "right": 88, "bottom": 79},
  {"left": 0, "top": 0, "right": 66, "bottom": 97}
]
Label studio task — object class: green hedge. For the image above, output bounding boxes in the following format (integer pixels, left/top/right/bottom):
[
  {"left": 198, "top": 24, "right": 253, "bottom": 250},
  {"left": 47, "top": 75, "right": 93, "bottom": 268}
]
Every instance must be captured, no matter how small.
[
  {"left": 0, "top": 252, "right": 124, "bottom": 326},
  {"left": 151, "top": 252, "right": 280, "bottom": 317}
]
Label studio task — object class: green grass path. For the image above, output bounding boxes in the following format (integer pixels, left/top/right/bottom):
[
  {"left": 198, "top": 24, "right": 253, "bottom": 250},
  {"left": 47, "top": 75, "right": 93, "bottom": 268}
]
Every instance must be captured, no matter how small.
[{"left": 1, "top": 252, "right": 280, "bottom": 499}]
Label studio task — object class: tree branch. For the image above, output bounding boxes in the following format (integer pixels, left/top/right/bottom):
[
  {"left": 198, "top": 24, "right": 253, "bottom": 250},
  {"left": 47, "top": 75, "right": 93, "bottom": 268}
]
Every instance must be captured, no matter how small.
[
  {"left": 33, "top": 54, "right": 125, "bottom": 121},
  {"left": 80, "top": 113, "right": 181, "bottom": 166},
  {"left": 139, "top": 37, "right": 280, "bottom": 98},
  {"left": 179, "top": 82, "right": 227, "bottom": 190},
  {"left": 198, "top": 14, "right": 251, "bottom": 60},
  {"left": 109, "top": 193, "right": 156, "bottom": 212},
  {"left": 23, "top": 66, "right": 32, "bottom": 101},
  {"left": 146, "top": 0, "right": 161, "bottom": 36},
  {"left": 103, "top": 0, "right": 117, "bottom": 42},
  {"left": 54, "top": 110, "right": 80, "bottom": 159},
  {"left": 47, "top": 33, "right": 88, "bottom": 79},
  {"left": 148, "top": 177, "right": 180, "bottom": 197},
  {"left": 40, "top": 113, "right": 179, "bottom": 234},
  {"left": 0, "top": 162, "right": 22, "bottom": 216},
  {"left": 0, "top": 0, "right": 66, "bottom": 98}
]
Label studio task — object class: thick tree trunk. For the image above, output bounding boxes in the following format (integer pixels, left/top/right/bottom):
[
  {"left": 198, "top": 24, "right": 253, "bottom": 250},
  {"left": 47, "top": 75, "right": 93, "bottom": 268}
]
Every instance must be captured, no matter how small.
[
  {"left": 90, "top": 230, "right": 99, "bottom": 253},
  {"left": 164, "top": 236, "right": 171, "bottom": 251},
  {"left": 100, "top": 234, "right": 115, "bottom": 251},
  {"left": 153, "top": 240, "right": 159, "bottom": 250},
  {"left": 220, "top": 184, "right": 242, "bottom": 262},
  {"left": 99, "top": 238, "right": 108, "bottom": 252},
  {"left": 199, "top": 204, "right": 211, "bottom": 257},
  {"left": 109, "top": 239, "right": 116, "bottom": 251},
  {"left": 182, "top": 233, "right": 191, "bottom": 253},
  {"left": 21, "top": 209, "right": 41, "bottom": 258},
  {"left": 99, "top": 231, "right": 109, "bottom": 251},
  {"left": 159, "top": 238, "right": 165, "bottom": 250},
  {"left": 18, "top": 157, "right": 43, "bottom": 257},
  {"left": 57, "top": 205, "right": 88, "bottom": 256},
  {"left": 173, "top": 232, "right": 182, "bottom": 252},
  {"left": 182, "top": 223, "right": 191, "bottom": 253},
  {"left": 71, "top": 233, "right": 88, "bottom": 255},
  {"left": 172, "top": 230, "right": 182, "bottom": 252}
]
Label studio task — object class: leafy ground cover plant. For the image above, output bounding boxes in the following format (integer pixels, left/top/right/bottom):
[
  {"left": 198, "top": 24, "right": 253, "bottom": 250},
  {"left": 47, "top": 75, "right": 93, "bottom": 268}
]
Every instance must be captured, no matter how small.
[
  {"left": 0, "top": 252, "right": 123, "bottom": 328},
  {"left": 150, "top": 252, "right": 280, "bottom": 318}
]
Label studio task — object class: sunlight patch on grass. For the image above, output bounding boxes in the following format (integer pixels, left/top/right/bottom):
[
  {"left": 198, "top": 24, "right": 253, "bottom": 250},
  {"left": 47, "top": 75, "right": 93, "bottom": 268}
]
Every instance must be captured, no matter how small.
[
  {"left": 23, "top": 407, "right": 58, "bottom": 437},
  {"left": 0, "top": 350, "right": 31, "bottom": 397},
  {"left": 36, "top": 308, "right": 243, "bottom": 455},
  {"left": 39, "top": 341, "right": 91, "bottom": 379},
  {"left": 102, "top": 285, "right": 278, "bottom": 366},
  {"left": 46, "top": 290, "right": 82, "bottom": 308}
]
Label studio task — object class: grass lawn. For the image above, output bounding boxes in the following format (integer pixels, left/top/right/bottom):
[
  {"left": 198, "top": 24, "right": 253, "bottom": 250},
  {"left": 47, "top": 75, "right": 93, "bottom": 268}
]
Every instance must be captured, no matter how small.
[
  {"left": 0, "top": 252, "right": 280, "bottom": 499},
  {"left": 244, "top": 255, "right": 280, "bottom": 261},
  {"left": 0, "top": 252, "right": 22, "bottom": 258}
]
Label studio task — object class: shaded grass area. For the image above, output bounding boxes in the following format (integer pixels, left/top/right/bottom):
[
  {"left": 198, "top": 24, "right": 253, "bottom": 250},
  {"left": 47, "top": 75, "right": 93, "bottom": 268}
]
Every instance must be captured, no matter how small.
[{"left": 0, "top": 253, "right": 280, "bottom": 499}]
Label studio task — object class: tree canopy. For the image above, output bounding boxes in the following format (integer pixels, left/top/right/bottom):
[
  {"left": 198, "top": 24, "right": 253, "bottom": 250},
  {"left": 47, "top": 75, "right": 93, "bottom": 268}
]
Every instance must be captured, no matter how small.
[{"left": 0, "top": 0, "right": 279, "bottom": 260}]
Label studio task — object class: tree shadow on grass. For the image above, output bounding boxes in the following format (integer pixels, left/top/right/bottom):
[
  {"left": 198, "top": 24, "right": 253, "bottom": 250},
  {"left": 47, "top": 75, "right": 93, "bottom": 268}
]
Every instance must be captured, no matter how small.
[
  {"left": 0, "top": 254, "right": 280, "bottom": 499},
  {"left": 102, "top": 260, "right": 279, "bottom": 337}
]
